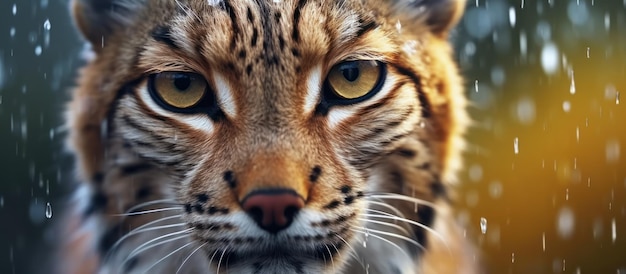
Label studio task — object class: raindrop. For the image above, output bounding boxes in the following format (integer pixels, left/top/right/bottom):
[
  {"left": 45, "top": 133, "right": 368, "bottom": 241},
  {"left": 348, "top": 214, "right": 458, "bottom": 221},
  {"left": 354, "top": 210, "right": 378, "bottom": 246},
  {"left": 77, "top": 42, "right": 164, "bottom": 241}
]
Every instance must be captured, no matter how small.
[
  {"left": 569, "top": 77, "right": 576, "bottom": 94},
  {"left": 10, "top": 27, "right": 16, "bottom": 38},
  {"left": 542, "top": 233, "right": 546, "bottom": 251},
  {"left": 480, "top": 217, "right": 488, "bottom": 234},
  {"left": 576, "top": 127, "right": 580, "bottom": 142},
  {"left": 519, "top": 32, "right": 527, "bottom": 57},
  {"left": 617, "top": 92, "right": 621, "bottom": 105},
  {"left": 605, "top": 139, "right": 621, "bottom": 163},
  {"left": 511, "top": 253, "right": 515, "bottom": 263},
  {"left": 474, "top": 80, "right": 479, "bottom": 92},
  {"left": 490, "top": 66, "right": 506, "bottom": 86},
  {"left": 508, "top": 7, "right": 516, "bottom": 27},
  {"left": 562, "top": 101, "right": 572, "bottom": 113},
  {"left": 513, "top": 137, "right": 519, "bottom": 155},
  {"left": 363, "top": 229, "right": 369, "bottom": 247},
  {"left": 593, "top": 218, "right": 604, "bottom": 239},
  {"left": 586, "top": 47, "right": 590, "bottom": 59},
  {"left": 45, "top": 202, "right": 53, "bottom": 219},
  {"left": 556, "top": 206, "right": 575, "bottom": 239},
  {"left": 541, "top": 43, "right": 559, "bottom": 75},
  {"left": 35, "top": 45, "right": 42, "bottom": 56},
  {"left": 12, "top": 4, "right": 17, "bottom": 15},
  {"left": 605, "top": 13, "right": 611, "bottom": 30},
  {"left": 567, "top": 0, "right": 589, "bottom": 26},
  {"left": 0, "top": 196, "right": 4, "bottom": 208},
  {"left": 0, "top": 57, "right": 5, "bottom": 89},
  {"left": 43, "top": 19, "right": 51, "bottom": 30}
]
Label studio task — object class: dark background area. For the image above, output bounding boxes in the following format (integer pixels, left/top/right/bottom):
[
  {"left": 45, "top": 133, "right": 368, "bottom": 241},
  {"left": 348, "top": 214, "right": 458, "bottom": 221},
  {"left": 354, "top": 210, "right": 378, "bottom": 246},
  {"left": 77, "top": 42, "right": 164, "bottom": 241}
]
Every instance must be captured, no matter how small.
[{"left": 1, "top": 0, "right": 625, "bottom": 273}]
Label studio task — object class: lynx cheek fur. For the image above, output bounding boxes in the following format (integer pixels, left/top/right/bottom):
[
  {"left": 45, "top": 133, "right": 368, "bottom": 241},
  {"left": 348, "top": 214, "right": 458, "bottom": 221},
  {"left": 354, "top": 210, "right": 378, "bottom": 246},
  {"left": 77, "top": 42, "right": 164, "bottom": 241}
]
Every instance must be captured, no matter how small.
[{"left": 58, "top": 0, "right": 477, "bottom": 273}]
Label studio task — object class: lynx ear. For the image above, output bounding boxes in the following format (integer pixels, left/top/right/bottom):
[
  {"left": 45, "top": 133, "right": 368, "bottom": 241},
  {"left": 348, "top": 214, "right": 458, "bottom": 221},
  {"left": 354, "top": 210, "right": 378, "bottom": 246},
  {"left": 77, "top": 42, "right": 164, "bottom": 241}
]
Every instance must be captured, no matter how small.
[
  {"left": 71, "top": 0, "right": 145, "bottom": 48},
  {"left": 394, "top": 0, "right": 466, "bottom": 36}
]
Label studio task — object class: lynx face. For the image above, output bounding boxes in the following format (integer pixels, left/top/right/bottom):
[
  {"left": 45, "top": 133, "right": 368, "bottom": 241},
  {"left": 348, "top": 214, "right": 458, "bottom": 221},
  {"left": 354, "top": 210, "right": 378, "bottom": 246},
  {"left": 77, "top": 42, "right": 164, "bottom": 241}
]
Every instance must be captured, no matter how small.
[{"left": 61, "top": 0, "right": 475, "bottom": 273}]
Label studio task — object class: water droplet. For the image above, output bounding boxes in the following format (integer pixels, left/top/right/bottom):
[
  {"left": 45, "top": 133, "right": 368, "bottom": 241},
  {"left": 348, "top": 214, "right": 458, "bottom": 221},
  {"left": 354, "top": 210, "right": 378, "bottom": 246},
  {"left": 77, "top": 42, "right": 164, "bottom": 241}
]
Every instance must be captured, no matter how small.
[
  {"left": 617, "top": 92, "right": 621, "bottom": 105},
  {"left": 34, "top": 45, "right": 42, "bottom": 56},
  {"left": 513, "top": 137, "right": 519, "bottom": 154},
  {"left": 43, "top": 19, "right": 51, "bottom": 30},
  {"left": 363, "top": 229, "right": 369, "bottom": 248},
  {"left": 541, "top": 43, "right": 559, "bottom": 75},
  {"left": 556, "top": 206, "right": 575, "bottom": 239},
  {"left": 9, "top": 27, "right": 16, "bottom": 38},
  {"left": 480, "top": 217, "right": 488, "bottom": 234},
  {"left": 45, "top": 202, "right": 53, "bottom": 219},
  {"left": 562, "top": 101, "right": 572, "bottom": 113},
  {"left": 402, "top": 40, "right": 417, "bottom": 56},
  {"left": 569, "top": 77, "right": 576, "bottom": 94},
  {"left": 474, "top": 80, "right": 479, "bottom": 92},
  {"left": 516, "top": 98, "right": 536, "bottom": 125},
  {"left": 12, "top": 4, "right": 17, "bottom": 15},
  {"left": 586, "top": 47, "right": 590, "bottom": 58},
  {"left": 542, "top": 233, "right": 546, "bottom": 251},
  {"left": 519, "top": 32, "right": 527, "bottom": 57},
  {"left": 469, "top": 164, "right": 483, "bottom": 182},
  {"left": 576, "top": 127, "right": 580, "bottom": 142},
  {"left": 605, "top": 13, "right": 611, "bottom": 30},
  {"left": 612, "top": 218, "right": 617, "bottom": 243},
  {"left": 0, "top": 196, "right": 4, "bottom": 208},
  {"left": 511, "top": 252, "right": 515, "bottom": 263},
  {"left": 508, "top": 7, "right": 516, "bottom": 27}
]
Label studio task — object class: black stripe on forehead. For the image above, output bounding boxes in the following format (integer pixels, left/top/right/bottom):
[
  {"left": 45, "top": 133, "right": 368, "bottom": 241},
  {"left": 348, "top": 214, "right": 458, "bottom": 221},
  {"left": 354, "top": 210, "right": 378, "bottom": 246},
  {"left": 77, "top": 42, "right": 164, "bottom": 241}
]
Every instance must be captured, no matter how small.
[
  {"left": 393, "top": 65, "right": 432, "bottom": 119},
  {"left": 292, "top": 0, "right": 308, "bottom": 42},
  {"left": 151, "top": 26, "right": 180, "bottom": 50}
]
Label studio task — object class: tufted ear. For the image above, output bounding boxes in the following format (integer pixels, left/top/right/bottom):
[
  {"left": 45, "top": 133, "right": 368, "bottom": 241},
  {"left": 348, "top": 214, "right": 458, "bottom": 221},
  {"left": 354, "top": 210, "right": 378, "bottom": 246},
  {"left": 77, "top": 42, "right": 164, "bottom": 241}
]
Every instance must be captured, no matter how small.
[
  {"left": 393, "top": 0, "right": 466, "bottom": 37},
  {"left": 71, "top": 0, "right": 145, "bottom": 49}
]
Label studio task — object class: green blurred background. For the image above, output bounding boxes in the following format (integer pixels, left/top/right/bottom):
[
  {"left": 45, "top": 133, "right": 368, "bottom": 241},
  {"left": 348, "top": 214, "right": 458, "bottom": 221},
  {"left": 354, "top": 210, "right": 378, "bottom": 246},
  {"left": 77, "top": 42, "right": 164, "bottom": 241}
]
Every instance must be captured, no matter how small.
[{"left": 0, "top": 0, "right": 624, "bottom": 273}]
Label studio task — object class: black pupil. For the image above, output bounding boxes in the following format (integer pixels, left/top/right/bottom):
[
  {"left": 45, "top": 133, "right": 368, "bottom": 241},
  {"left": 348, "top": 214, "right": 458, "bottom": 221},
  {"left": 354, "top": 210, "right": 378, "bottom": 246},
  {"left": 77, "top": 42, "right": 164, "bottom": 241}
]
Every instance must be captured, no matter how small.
[
  {"left": 341, "top": 64, "right": 360, "bottom": 82},
  {"left": 173, "top": 74, "right": 192, "bottom": 91}
]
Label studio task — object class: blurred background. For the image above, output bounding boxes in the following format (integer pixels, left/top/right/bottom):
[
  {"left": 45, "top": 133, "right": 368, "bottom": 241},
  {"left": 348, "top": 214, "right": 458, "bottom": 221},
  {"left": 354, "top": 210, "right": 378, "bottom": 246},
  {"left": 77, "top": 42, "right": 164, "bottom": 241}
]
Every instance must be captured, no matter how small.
[{"left": 0, "top": 0, "right": 624, "bottom": 273}]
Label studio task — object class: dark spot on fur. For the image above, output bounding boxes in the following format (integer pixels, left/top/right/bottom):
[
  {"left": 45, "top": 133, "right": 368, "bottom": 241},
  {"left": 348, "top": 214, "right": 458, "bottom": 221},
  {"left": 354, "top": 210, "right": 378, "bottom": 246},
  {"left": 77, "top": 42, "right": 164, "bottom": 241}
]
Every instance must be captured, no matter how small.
[
  {"left": 246, "top": 7, "right": 254, "bottom": 23},
  {"left": 246, "top": 64, "right": 253, "bottom": 75},
  {"left": 279, "top": 35, "right": 285, "bottom": 50},
  {"left": 340, "top": 185, "right": 351, "bottom": 194},
  {"left": 431, "top": 179, "right": 448, "bottom": 199},
  {"left": 309, "top": 166, "right": 322, "bottom": 182},
  {"left": 238, "top": 49, "right": 247, "bottom": 59},
  {"left": 251, "top": 28, "right": 258, "bottom": 47},
  {"left": 324, "top": 200, "right": 341, "bottom": 209},
  {"left": 343, "top": 196, "right": 354, "bottom": 205},
  {"left": 291, "top": 48, "right": 300, "bottom": 57},
  {"left": 197, "top": 193, "right": 209, "bottom": 203},
  {"left": 193, "top": 204, "right": 204, "bottom": 213},
  {"left": 135, "top": 186, "right": 151, "bottom": 200},
  {"left": 396, "top": 148, "right": 417, "bottom": 158},
  {"left": 321, "top": 220, "right": 331, "bottom": 226},
  {"left": 184, "top": 204, "right": 192, "bottom": 214},
  {"left": 151, "top": 26, "right": 179, "bottom": 50},
  {"left": 224, "top": 171, "right": 236, "bottom": 188},
  {"left": 208, "top": 206, "right": 218, "bottom": 215},
  {"left": 356, "top": 191, "right": 364, "bottom": 197},
  {"left": 274, "top": 12, "right": 281, "bottom": 22}
]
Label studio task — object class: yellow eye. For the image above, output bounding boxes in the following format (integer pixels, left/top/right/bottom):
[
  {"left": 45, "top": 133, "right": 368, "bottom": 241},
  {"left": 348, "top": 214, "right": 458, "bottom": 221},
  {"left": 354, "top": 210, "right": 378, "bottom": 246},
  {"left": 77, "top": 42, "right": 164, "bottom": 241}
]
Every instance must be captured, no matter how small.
[
  {"left": 150, "top": 72, "right": 207, "bottom": 109},
  {"left": 326, "top": 60, "right": 384, "bottom": 100}
]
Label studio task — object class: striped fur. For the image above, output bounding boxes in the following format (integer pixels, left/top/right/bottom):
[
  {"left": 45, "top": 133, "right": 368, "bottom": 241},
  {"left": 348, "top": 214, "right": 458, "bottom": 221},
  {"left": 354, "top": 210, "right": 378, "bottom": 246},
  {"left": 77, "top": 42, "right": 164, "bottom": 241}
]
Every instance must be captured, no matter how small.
[{"left": 60, "top": 0, "right": 477, "bottom": 273}]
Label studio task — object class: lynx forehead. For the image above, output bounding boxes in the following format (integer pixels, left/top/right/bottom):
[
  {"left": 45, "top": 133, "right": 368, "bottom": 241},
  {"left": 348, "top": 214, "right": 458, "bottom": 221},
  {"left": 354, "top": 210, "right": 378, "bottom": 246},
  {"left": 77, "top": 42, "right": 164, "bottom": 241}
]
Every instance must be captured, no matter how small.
[{"left": 59, "top": 0, "right": 476, "bottom": 273}]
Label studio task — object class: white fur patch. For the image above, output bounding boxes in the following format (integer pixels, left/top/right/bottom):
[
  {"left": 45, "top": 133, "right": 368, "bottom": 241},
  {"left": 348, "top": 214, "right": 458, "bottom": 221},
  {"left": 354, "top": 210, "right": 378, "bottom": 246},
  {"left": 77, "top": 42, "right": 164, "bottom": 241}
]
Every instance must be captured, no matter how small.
[
  {"left": 303, "top": 65, "right": 322, "bottom": 115},
  {"left": 213, "top": 72, "right": 238, "bottom": 118}
]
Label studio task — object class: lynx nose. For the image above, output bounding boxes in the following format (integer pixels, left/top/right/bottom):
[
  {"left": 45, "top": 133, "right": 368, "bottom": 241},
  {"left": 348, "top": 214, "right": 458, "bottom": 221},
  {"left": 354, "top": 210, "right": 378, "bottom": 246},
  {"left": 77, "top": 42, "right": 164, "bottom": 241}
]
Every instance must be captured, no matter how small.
[{"left": 241, "top": 189, "right": 305, "bottom": 234}]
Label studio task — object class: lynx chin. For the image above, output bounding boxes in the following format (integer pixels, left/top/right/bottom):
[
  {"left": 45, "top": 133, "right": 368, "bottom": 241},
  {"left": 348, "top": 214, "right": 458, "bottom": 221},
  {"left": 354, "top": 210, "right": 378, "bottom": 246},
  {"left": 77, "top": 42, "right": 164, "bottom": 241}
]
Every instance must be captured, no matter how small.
[{"left": 57, "top": 0, "right": 478, "bottom": 273}]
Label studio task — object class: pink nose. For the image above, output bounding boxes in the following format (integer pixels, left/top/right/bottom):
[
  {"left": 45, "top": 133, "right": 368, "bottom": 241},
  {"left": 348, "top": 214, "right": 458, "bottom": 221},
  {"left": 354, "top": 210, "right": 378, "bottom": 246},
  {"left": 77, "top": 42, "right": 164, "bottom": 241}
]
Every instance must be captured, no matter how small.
[{"left": 241, "top": 189, "right": 305, "bottom": 233}]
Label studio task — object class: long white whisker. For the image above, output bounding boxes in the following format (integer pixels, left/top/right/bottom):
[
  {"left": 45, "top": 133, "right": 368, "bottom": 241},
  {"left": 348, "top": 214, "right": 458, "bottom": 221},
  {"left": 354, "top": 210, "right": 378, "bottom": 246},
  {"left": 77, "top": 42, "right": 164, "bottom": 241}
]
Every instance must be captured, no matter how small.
[
  {"left": 351, "top": 228, "right": 410, "bottom": 260},
  {"left": 334, "top": 234, "right": 362, "bottom": 268},
  {"left": 176, "top": 242, "right": 206, "bottom": 274},
  {"left": 366, "top": 200, "right": 409, "bottom": 221},
  {"left": 108, "top": 222, "right": 185, "bottom": 261},
  {"left": 112, "top": 207, "right": 181, "bottom": 216},
  {"left": 366, "top": 193, "right": 438, "bottom": 209},
  {"left": 361, "top": 212, "right": 449, "bottom": 250},
  {"left": 357, "top": 217, "right": 411, "bottom": 236},
  {"left": 124, "top": 199, "right": 179, "bottom": 214},
  {"left": 216, "top": 247, "right": 228, "bottom": 274},
  {"left": 141, "top": 241, "right": 195, "bottom": 274},
  {"left": 358, "top": 226, "right": 425, "bottom": 252},
  {"left": 325, "top": 244, "right": 335, "bottom": 271},
  {"left": 127, "top": 229, "right": 192, "bottom": 259}
]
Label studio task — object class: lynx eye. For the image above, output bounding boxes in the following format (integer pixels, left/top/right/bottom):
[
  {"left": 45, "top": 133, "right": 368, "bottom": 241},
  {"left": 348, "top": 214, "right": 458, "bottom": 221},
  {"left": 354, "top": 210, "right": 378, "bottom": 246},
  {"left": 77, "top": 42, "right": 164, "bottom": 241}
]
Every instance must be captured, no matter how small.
[
  {"left": 148, "top": 72, "right": 207, "bottom": 109},
  {"left": 325, "top": 60, "right": 385, "bottom": 103}
]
